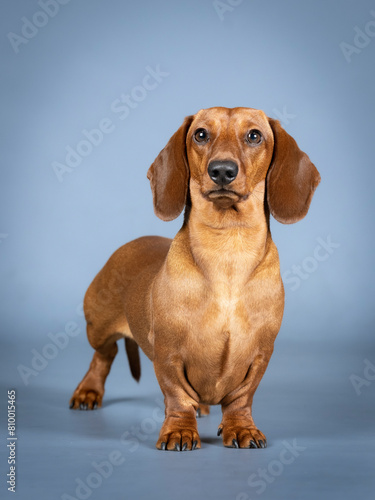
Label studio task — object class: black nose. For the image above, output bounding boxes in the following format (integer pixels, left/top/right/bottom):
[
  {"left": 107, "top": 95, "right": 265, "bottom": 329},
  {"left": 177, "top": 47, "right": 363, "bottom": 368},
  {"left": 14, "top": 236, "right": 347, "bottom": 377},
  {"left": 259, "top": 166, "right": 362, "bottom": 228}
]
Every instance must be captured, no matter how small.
[{"left": 207, "top": 160, "right": 238, "bottom": 186}]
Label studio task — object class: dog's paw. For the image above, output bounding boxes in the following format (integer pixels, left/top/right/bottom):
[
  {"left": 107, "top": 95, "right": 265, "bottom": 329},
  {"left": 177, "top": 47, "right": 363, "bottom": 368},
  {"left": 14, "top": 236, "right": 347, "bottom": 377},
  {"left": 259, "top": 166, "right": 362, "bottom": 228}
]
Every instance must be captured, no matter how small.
[
  {"left": 156, "top": 417, "right": 201, "bottom": 451},
  {"left": 156, "top": 430, "right": 201, "bottom": 451},
  {"left": 69, "top": 388, "right": 103, "bottom": 410},
  {"left": 217, "top": 422, "right": 267, "bottom": 449}
]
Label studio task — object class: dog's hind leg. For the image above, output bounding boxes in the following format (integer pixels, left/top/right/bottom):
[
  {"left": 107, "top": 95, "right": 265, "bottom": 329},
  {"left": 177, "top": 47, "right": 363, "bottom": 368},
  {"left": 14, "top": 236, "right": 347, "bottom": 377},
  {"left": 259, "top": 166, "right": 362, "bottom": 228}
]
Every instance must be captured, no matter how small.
[
  {"left": 69, "top": 325, "right": 121, "bottom": 410},
  {"left": 196, "top": 404, "right": 210, "bottom": 418}
]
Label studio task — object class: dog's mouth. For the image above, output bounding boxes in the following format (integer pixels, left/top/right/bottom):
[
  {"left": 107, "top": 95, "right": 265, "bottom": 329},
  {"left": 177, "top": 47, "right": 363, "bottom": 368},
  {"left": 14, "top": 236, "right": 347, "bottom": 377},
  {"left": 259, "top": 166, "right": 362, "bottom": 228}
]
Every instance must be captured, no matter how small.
[
  {"left": 205, "top": 188, "right": 248, "bottom": 202},
  {"left": 205, "top": 188, "right": 239, "bottom": 200},
  {"left": 203, "top": 189, "right": 249, "bottom": 209}
]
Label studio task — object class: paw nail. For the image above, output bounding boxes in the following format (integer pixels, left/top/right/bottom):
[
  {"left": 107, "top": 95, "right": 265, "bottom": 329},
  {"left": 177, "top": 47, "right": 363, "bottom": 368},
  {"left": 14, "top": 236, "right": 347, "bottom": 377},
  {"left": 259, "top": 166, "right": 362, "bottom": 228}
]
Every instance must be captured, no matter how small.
[
  {"left": 249, "top": 440, "right": 257, "bottom": 449},
  {"left": 69, "top": 401, "right": 74, "bottom": 409},
  {"left": 192, "top": 440, "right": 198, "bottom": 450},
  {"left": 217, "top": 427, "right": 223, "bottom": 436},
  {"left": 161, "top": 442, "right": 166, "bottom": 451},
  {"left": 174, "top": 443, "right": 181, "bottom": 451},
  {"left": 232, "top": 439, "right": 239, "bottom": 449},
  {"left": 196, "top": 408, "right": 201, "bottom": 418},
  {"left": 259, "top": 440, "right": 265, "bottom": 448},
  {"left": 182, "top": 442, "right": 187, "bottom": 451}
]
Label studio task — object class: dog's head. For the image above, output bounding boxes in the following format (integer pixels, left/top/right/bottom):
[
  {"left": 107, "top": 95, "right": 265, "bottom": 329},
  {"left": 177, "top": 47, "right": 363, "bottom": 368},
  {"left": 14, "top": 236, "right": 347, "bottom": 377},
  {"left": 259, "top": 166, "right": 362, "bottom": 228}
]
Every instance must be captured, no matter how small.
[{"left": 147, "top": 107, "right": 320, "bottom": 225}]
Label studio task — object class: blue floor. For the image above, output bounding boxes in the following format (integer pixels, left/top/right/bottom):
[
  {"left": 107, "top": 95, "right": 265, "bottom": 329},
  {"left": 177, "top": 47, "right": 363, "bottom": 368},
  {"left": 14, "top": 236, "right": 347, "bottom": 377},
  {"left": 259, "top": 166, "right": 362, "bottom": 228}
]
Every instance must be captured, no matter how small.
[{"left": 1, "top": 337, "right": 374, "bottom": 500}]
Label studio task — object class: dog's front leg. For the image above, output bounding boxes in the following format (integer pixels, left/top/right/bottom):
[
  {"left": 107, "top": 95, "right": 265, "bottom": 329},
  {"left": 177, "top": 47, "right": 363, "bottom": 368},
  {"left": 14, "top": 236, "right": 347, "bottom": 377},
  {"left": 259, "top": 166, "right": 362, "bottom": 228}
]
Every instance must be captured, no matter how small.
[
  {"left": 218, "top": 351, "right": 273, "bottom": 449},
  {"left": 154, "top": 358, "right": 201, "bottom": 451}
]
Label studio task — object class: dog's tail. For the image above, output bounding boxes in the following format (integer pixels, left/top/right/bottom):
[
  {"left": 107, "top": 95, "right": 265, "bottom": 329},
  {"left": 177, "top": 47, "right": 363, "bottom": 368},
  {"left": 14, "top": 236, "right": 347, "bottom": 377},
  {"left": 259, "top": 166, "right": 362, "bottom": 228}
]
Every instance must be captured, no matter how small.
[{"left": 124, "top": 338, "right": 141, "bottom": 382}]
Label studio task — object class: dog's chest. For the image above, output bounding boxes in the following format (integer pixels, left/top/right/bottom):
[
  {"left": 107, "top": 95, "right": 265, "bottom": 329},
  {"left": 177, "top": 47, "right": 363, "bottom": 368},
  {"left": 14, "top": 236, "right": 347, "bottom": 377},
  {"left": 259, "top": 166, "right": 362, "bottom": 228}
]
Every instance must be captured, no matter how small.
[
  {"left": 200, "top": 273, "right": 252, "bottom": 335},
  {"left": 181, "top": 284, "right": 261, "bottom": 403},
  {"left": 190, "top": 274, "right": 261, "bottom": 348},
  {"left": 153, "top": 235, "right": 284, "bottom": 404},
  {"left": 177, "top": 254, "right": 282, "bottom": 403}
]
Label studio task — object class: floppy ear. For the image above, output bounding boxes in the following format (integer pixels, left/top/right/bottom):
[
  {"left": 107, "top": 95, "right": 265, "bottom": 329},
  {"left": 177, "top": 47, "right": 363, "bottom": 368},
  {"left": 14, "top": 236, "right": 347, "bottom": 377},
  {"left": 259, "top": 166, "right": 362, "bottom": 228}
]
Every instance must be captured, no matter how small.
[
  {"left": 147, "top": 115, "right": 194, "bottom": 221},
  {"left": 266, "top": 118, "right": 321, "bottom": 224}
]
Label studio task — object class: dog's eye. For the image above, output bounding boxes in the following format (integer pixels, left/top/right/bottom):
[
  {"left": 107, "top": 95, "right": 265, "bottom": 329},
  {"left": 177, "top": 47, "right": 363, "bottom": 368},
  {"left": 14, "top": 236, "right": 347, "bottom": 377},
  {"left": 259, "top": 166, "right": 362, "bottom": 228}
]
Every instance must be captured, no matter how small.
[
  {"left": 246, "top": 130, "right": 263, "bottom": 145},
  {"left": 194, "top": 128, "right": 209, "bottom": 144}
]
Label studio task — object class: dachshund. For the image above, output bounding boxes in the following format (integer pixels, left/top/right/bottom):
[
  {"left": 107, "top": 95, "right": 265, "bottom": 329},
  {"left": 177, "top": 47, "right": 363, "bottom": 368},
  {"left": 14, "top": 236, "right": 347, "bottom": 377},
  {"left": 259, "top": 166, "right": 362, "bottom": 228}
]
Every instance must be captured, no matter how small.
[{"left": 70, "top": 107, "right": 320, "bottom": 451}]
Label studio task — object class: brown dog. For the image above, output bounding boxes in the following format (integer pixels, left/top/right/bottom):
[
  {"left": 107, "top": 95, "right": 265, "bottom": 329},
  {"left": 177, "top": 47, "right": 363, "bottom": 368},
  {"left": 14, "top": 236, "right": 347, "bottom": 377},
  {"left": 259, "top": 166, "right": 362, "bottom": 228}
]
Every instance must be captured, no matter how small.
[{"left": 70, "top": 107, "right": 320, "bottom": 451}]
